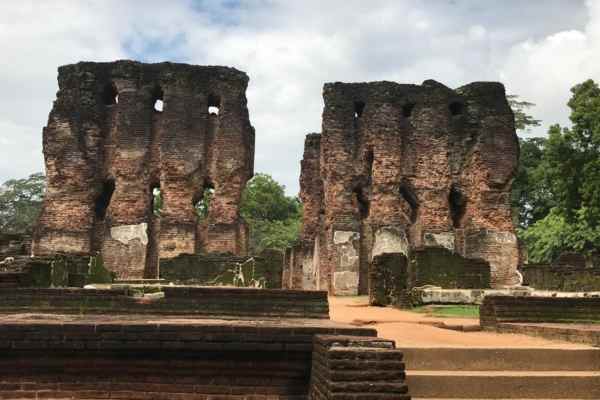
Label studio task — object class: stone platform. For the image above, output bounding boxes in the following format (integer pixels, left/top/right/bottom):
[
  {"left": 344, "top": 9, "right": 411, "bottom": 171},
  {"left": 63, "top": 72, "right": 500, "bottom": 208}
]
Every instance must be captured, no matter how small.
[
  {"left": 0, "top": 286, "right": 329, "bottom": 319},
  {"left": 0, "top": 287, "right": 410, "bottom": 399},
  {"left": 402, "top": 347, "right": 600, "bottom": 399},
  {"left": 496, "top": 322, "right": 600, "bottom": 348}
]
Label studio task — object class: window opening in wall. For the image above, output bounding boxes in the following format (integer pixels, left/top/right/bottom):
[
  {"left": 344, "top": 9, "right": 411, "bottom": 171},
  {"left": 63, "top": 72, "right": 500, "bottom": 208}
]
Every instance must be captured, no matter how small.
[
  {"left": 102, "top": 83, "right": 118, "bottom": 105},
  {"left": 402, "top": 102, "right": 416, "bottom": 118},
  {"left": 449, "top": 101, "right": 463, "bottom": 116},
  {"left": 353, "top": 187, "right": 369, "bottom": 219},
  {"left": 354, "top": 101, "right": 365, "bottom": 119},
  {"left": 399, "top": 181, "right": 418, "bottom": 223},
  {"left": 208, "top": 94, "right": 221, "bottom": 116},
  {"left": 194, "top": 185, "right": 214, "bottom": 220},
  {"left": 152, "top": 85, "right": 164, "bottom": 112},
  {"left": 366, "top": 149, "right": 374, "bottom": 171},
  {"left": 152, "top": 186, "right": 162, "bottom": 216},
  {"left": 95, "top": 179, "right": 115, "bottom": 219},
  {"left": 449, "top": 185, "right": 466, "bottom": 228}
]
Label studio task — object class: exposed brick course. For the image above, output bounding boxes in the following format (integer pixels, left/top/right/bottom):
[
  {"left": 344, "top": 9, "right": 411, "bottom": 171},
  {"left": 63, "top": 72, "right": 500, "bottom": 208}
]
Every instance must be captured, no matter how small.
[
  {"left": 33, "top": 60, "right": 255, "bottom": 279},
  {"left": 0, "top": 293, "right": 378, "bottom": 399},
  {"left": 291, "top": 80, "right": 519, "bottom": 294},
  {"left": 0, "top": 286, "right": 330, "bottom": 319},
  {"left": 480, "top": 295, "right": 600, "bottom": 328},
  {"left": 308, "top": 335, "right": 410, "bottom": 400}
]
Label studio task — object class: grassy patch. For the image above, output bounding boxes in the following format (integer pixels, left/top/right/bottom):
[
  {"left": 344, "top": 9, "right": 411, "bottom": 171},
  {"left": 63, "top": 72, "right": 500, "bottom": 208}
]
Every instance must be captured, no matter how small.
[{"left": 411, "top": 305, "right": 480, "bottom": 319}]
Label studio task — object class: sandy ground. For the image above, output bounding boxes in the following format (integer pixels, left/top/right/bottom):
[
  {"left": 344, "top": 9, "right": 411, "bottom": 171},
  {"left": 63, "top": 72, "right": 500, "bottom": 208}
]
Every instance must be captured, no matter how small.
[{"left": 329, "top": 296, "right": 593, "bottom": 348}]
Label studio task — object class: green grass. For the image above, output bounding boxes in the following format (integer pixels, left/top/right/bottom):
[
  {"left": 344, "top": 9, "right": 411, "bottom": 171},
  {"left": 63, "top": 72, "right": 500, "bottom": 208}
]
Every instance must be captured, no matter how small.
[{"left": 411, "top": 305, "right": 480, "bottom": 319}]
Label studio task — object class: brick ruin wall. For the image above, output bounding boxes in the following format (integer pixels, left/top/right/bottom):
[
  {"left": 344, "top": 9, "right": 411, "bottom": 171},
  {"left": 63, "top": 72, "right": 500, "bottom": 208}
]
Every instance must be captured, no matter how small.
[
  {"left": 290, "top": 80, "right": 519, "bottom": 294},
  {"left": 32, "top": 61, "right": 255, "bottom": 279},
  {"left": 521, "top": 252, "right": 600, "bottom": 291}
]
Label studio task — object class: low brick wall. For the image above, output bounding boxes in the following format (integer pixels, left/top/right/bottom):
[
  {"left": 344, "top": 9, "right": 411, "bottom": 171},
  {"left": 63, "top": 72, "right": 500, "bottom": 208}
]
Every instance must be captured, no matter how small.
[
  {"left": 309, "top": 335, "right": 410, "bottom": 400},
  {"left": 480, "top": 295, "right": 600, "bottom": 328},
  {"left": 495, "top": 323, "right": 600, "bottom": 348},
  {"left": 522, "top": 264, "right": 600, "bottom": 292},
  {"left": 0, "top": 233, "right": 30, "bottom": 258},
  {"left": 0, "top": 272, "right": 30, "bottom": 288},
  {"left": 369, "top": 253, "right": 409, "bottom": 307},
  {"left": 0, "top": 286, "right": 330, "bottom": 319},
  {"left": 160, "top": 251, "right": 284, "bottom": 289},
  {"left": 409, "top": 247, "right": 491, "bottom": 289},
  {"left": 0, "top": 319, "right": 376, "bottom": 399}
]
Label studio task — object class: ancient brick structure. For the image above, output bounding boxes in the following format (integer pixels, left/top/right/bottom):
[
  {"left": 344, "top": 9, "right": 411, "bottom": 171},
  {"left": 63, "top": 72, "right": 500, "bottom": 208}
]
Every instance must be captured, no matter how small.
[
  {"left": 0, "top": 287, "right": 414, "bottom": 399},
  {"left": 291, "top": 79, "right": 519, "bottom": 294},
  {"left": 33, "top": 61, "right": 255, "bottom": 279}
]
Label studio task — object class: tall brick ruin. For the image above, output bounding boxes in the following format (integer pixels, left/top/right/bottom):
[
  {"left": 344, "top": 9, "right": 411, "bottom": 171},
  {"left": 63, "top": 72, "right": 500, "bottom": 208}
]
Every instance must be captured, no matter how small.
[
  {"left": 33, "top": 61, "right": 254, "bottom": 279},
  {"left": 288, "top": 80, "right": 519, "bottom": 294}
]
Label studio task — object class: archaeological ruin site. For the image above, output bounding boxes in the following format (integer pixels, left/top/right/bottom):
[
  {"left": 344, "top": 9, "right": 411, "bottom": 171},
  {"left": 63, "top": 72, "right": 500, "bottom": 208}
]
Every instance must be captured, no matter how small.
[
  {"left": 0, "top": 60, "right": 599, "bottom": 400},
  {"left": 33, "top": 61, "right": 255, "bottom": 279},
  {"left": 284, "top": 80, "right": 519, "bottom": 295}
]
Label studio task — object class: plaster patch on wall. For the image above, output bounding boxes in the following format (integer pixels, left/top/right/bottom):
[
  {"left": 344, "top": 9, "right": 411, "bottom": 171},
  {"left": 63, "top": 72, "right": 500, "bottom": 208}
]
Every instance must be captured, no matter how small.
[
  {"left": 333, "top": 271, "right": 359, "bottom": 296},
  {"left": 489, "top": 231, "right": 518, "bottom": 244},
  {"left": 302, "top": 252, "right": 316, "bottom": 290},
  {"left": 372, "top": 227, "right": 408, "bottom": 259},
  {"left": 423, "top": 232, "right": 455, "bottom": 251},
  {"left": 333, "top": 230, "right": 359, "bottom": 244},
  {"left": 110, "top": 223, "right": 148, "bottom": 246}
]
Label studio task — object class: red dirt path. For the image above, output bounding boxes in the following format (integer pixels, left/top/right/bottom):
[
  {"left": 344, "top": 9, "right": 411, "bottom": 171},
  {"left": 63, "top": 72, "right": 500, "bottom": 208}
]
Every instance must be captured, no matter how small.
[{"left": 329, "top": 296, "right": 593, "bottom": 348}]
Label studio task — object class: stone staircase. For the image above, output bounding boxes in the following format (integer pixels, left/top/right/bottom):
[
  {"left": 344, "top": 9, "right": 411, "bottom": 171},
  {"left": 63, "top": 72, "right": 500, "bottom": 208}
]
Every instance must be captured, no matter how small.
[{"left": 400, "top": 347, "right": 600, "bottom": 399}]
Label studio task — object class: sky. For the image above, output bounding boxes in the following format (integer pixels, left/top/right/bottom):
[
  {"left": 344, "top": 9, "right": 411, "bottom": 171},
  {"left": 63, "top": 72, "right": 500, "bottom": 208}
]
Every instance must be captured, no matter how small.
[{"left": 0, "top": 0, "right": 598, "bottom": 195}]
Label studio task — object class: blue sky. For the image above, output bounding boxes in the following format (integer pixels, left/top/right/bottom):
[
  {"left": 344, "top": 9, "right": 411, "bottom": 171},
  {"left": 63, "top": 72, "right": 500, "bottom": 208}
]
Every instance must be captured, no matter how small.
[{"left": 0, "top": 0, "right": 597, "bottom": 195}]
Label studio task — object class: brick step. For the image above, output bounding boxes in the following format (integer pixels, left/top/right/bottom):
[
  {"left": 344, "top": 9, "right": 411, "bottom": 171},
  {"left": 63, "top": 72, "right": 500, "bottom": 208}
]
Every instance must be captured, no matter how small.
[
  {"left": 400, "top": 347, "right": 600, "bottom": 371},
  {"left": 406, "top": 371, "right": 600, "bottom": 399}
]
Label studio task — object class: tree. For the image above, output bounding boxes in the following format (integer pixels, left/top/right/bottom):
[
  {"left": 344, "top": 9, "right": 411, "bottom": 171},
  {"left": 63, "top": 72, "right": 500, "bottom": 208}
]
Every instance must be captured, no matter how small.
[
  {"left": 240, "top": 173, "right": 302, "bottom": 253},
  {"left": 508, "top": 95, "right": 548, "bottom": 228},
  {"left": 519, "top": 80, "right": 600, "bottom": 262},
  {"left": 0, "top": 172, "right": 45, "bottom": 234},
  {"left": 507, "top": 94, "right": 541, "bottom": 132},
  {"left": 511, "top": 137, "right": 553, "bottom": 228}
]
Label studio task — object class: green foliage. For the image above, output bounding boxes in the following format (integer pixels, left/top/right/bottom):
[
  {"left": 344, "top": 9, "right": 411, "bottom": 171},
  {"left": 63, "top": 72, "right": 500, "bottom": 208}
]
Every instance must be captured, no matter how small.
[
  {"left": 507, "top": 94, "right": 541, "bottom": 132},
  {"left": 241, "top": 173, "right": 301, "bottom": 222},
  {"left": 0, "top": 172, "right": 45, "bottom": 234},
  {"left": 412, "top": 305, "right": 480, "bottom": 319},
  {"left": 195, "top": 187, "right": 214, "bottom": 220},
  {"left": 240, "top": 173, "right": 302, "bottom": 253},
  {"left": 511, "top": 137, "right": 553, "bottom": 228},
  {"left": 509, "top": 95, "right": 551, "bottom": 228},
  {"left": 519, "top": 80, "right": 600, "bottom": 262},
  {"left": 152, "top": 188, "right": 162, "bottom": 216}
]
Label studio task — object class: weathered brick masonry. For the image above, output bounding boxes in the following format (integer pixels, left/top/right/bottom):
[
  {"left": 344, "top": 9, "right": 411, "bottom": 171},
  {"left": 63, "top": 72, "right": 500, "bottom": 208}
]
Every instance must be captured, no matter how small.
[
  {"left": 0, "top": 287, "right": 416, "bottom": 399},
  {"left": 33, "top": 60, "right": 255, "bottom": 279},
  {"left": 0, "top": 317, "right": 375, "bottom": 399},
  {"left": 480, "top": 295, "right": 600, "bottom": 327},
  {"left": 290, "top": 80, "right": 519, "bottom": 294},
  {"left": 309, "top": 335, "right": 410, "bottom": 400},
  {"left": 0, "top": 287, "right": 330, "bottom": 319}
]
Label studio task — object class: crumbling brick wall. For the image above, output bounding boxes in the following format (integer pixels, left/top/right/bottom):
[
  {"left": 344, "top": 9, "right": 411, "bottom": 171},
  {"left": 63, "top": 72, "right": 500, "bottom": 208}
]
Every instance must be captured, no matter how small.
[
  {"left": 296, "top": 80, "right": 519, "bottom": 293},
  {"left": 33, "top": 61, "right": 254, "bottom": 279}
]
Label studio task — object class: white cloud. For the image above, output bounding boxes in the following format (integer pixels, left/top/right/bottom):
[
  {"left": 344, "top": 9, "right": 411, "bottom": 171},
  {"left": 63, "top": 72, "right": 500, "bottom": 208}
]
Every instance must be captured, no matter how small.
[
  {"left": 0, "top": 0, "right": 594, "bottom": 195},
  {"left": 500, "top": 0, "right": 600, "bottom": 133}
]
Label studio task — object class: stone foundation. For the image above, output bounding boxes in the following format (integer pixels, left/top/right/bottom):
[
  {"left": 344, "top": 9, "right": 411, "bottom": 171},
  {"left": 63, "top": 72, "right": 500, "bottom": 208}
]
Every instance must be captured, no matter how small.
[
  {"left": 0, "top": 286, "right": 413, "bottom": 399},
  {"left": 160, "top": 250, "right": 284, "bottom": 288}
]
